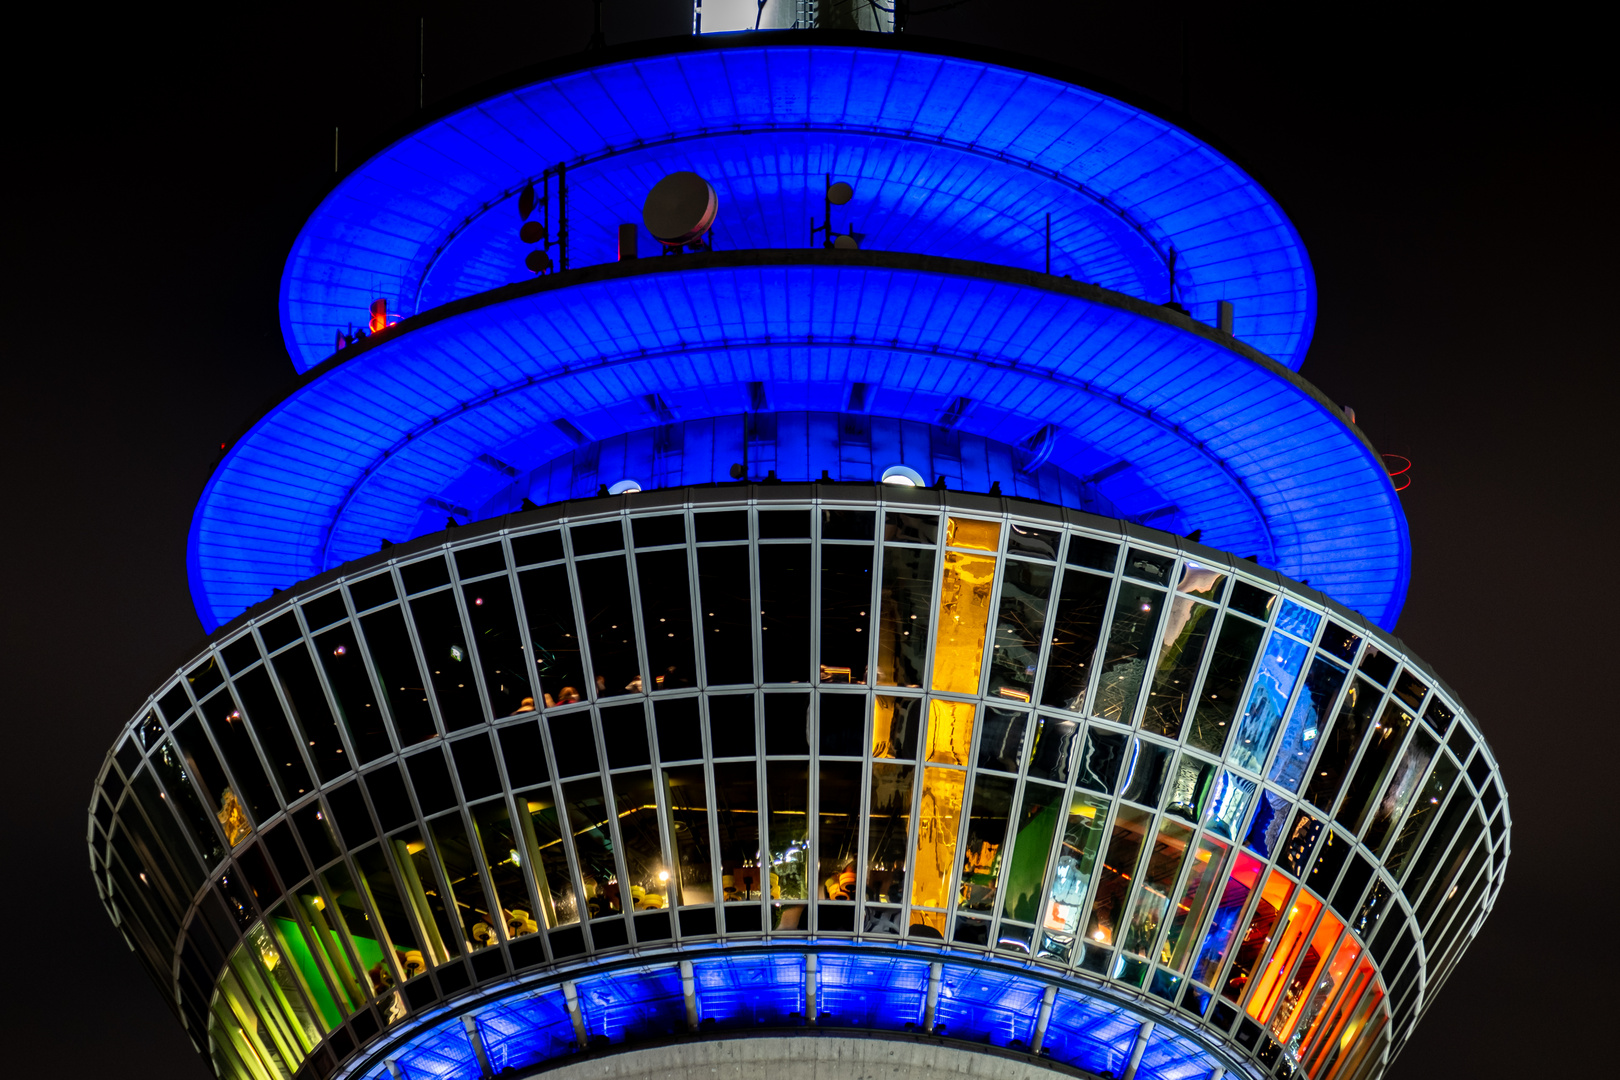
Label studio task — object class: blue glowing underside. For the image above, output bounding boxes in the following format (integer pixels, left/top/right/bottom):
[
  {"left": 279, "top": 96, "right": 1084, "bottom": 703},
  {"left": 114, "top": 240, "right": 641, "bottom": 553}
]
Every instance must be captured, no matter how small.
[
  {"left": 281, "top": 40, "right": 1316, "bottom": 372},
  {"left": 348, "top": 952, "right": 1226, "bottom": 1080},
  {"left": 192, "top": 257, "right": 1408, "bottom": 634}
]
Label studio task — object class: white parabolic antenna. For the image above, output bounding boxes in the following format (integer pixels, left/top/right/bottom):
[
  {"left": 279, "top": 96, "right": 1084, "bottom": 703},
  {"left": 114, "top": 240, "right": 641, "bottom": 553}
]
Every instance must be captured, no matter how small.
[{"left": 643, "top": 172, "right": 719, "bottom": 246}]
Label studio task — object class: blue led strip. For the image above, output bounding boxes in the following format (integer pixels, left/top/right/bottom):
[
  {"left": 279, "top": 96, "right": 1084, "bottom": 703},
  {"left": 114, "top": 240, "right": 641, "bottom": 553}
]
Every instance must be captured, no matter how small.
[
  {"left": 199, "top": 253, "right": 1407, "bottom": 634},
  {"left": 282, "top": 38, "right": 1315, "bottom": 372}
]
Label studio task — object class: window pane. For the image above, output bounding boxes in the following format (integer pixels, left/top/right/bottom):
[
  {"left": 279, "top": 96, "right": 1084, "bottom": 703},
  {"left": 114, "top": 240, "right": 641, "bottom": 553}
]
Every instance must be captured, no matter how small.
[
  {"left": 1362, "top": 729, "right": 1439, "bottom": 854},
  {"left": 1185, "top": 614, "right": 1265, "bottom": 756},
  {"left": 1142, "top": 596, "right": 1218, "bottom": 739},
  {"left": 930, "top": 550, "right": 997, "bottom": 694},
  {"left": 408, "top": 590, "right": 484, "bottom": 730},
  {"left": 1189, "top": 851, "right": 1266, "bottom": 985},
  {"left": 759, "top": 544, "right": 812, "bottom": 683},
  {"left": 462, "top": 577, "right": 534, "bottom": 718},
  {"left": 429, "top": 813, "right": 498, "bottom": 951},
  {"left": 576, "top": 555, "right": 641, "bottom": 698},
  {"left": 201, "top": 692, "right": 278, "bottom": 824},
  {"left": 987, "top": 559, "right": 1055, "bottom": 703},
  {"left": 866, "top": 762, "right": 914, "bottom": 904},
  {"left": 389, "top": 829, "right": 459, "bottom": 963},
  {"left": 1228, "top": 632, "right": 1311, "bottom": 775},
  {"left": 352, "top": 844, "right": 429, "bottom": 973},
  {"left": 1002, "top": 780, "right": 1064, "bottom": 923},
  {"left": 515, "top": 789, "right": 579, "bottom": 927},
  {"left": 1219, "top": 870, "right": 1294, "bottom": 1003},
  {"left": 1302, "top": 678, "right": 1381, "bottom": 813},
  {"left": 1204, "top": 771, "right": 1256, "bottom": 843},
  {"left": 1040, "top": 569, "right": 1111, "bottom": 711},
  {"left": 925, "top": 699, "right": 975, "bottom": 765},
  {"left": 1076, "top": 725, "right": 1126, "bottom": 794},
  {"left": 360, "top": 607, "right": 437, "bottom": 746},
  {"left": 1039, "top": 793, "right": 1109, "bottom": 961},
  {"left": 1268, "top": 657, "right": 1348, "bottom": 793},
  {"left": 636, "top": 548, "right": 698, "bottom": 691},
  {"left": 1335, "top": 702, "right": 1416, "bottom": 834},
  {"left": 470, "top": 801, "right": 540, "bottom": 942},
  {"left": 696, "top": 547, "right": 754, "bottom": 686},
  {"left": 959, "top": 774, "right": 1015, "bottom": 914},
  {"left": 1084, "top": 805, "right": 1152, "bottom": 949},
  {"left": 313, "top": 862, "right": 385, "bottom": 1007},
  {"left": 976, "top": 708, "right": 1027, "bottom": 773},
  {"left": 911, "top": 766, "right": 966, "bottom": 911},
  {"left": 153, "top": 738, "right": 226, "bottom": 866},
  {"left": 1092, "top": 584, "right": 1166, "bottom": 724},
  {"left": 714, "top": 761, "right": 762, "bottom": 902},
  {"left": 817, "top": 761, "right": 862, "bottom": 901},
  {"left": 764, "top": 761, "right": 810, "bottom": 902},
  {"left": 1286, "top": 935, "right": 1361, "bottom": 1059},
  {"left": 662, "top": 765, "right": 714, "bottom": 905},
  {"left": 1384, "top": 753, "right": 1461, "bottom": 878},
  {"left": 561, "top": 777, "right": 622, "bottom": 918},
  {"left": 315, "top": 622, "right": 389, "bottom": 763},
  {"left": 518, "top": 564, "right": 587, "bottom": 706},
  {"left": 1164, "top": 836, "right": 1231, "bottom": 972},
  {"left": 871, "top": 696, "right": 922, "bottom": 760},
  {"left": 270, "top": 645, "right": 351, "bottom": 783},
  {"left": 233, "top": 665, "right": 316, "bottom": 801},
  {"left": 1269, "top": 910, "right": 1344, "bottom": 1041},
  {"left": 1119, "top": 739, "right": 1173, "bottom": 807},
  {"left": 819, "top": 544, "right": 874, "bottom": 685},
  {"left": 1120, "top": 818, "right": 1193, "bottom": 959},
  {"left": 612, "top": 770, "right": 671, "bottom": 910},
  {"left": 1247, "top": 887, "right": 1323, "bottom": 1021},
  {"left": 876, "top": 546, "right": 934, "bottom": 687}
]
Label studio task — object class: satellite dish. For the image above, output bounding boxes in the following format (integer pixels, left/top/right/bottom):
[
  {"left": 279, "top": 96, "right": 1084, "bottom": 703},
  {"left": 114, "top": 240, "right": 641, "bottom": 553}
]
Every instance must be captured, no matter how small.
[
  {"left": 827, "top": 181, "right": 854, "bottom": 205},
  {"left": 643, "top": 171, "right": 719, "bottom": 247},
  {"left": 525, "top": 250, "right": 552, "bottom": 274},
  {"left": 518, "top": 180, "right": 536, "bottom": 220},
  {"left": 519, "top": 220, "right": 547, "bottom": 244}
]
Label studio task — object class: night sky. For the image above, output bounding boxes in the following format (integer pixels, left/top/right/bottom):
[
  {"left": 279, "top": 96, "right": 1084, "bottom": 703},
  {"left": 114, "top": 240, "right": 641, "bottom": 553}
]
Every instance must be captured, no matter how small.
[{"left": 5, "top": 3, "right": 1612, "bottom": 1077}]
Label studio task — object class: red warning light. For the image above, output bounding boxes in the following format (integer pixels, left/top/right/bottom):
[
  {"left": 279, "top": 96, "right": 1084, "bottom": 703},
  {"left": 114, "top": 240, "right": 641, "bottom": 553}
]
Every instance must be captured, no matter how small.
[
  {"left": 1382, "top": 454, "right": 1412, "bottom": 491},
  {"left": 369, "top": 299, "right": 387, "bottom": 334}
]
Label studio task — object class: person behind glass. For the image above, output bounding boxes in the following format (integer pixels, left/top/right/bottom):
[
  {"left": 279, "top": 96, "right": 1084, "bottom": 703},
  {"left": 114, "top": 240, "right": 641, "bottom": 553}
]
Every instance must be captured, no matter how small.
[
  {"left": 507, "top": 697, "right": 536, "bottom": 715},
  {"left": 546, "top": 686, "right": 581, "bottom": 707}
]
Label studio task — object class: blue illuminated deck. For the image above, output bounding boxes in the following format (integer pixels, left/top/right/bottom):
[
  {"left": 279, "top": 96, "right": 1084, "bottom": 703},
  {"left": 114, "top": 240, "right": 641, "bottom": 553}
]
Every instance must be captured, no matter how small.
[
  {"left": 281, "top": 33, "right": 1316, "bottom": 373},
  {"left": 195, "top": 251, "right": 1406, "bottom": 634}
]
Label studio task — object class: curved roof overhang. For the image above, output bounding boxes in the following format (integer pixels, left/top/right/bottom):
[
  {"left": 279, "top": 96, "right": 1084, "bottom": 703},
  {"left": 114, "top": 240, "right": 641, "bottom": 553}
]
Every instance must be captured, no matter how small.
[
  {"left": 281, "top": 32, "right": 1317, "bottom": 374},
  {"left": 198, "top": 250, "right": 1405, "bottom": 634}
]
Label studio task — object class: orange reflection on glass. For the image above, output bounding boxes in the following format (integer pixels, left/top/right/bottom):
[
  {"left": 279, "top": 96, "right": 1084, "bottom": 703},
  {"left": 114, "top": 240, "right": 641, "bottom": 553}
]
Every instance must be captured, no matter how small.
[
  {"left": 1249, "top": 887, "right": 1323, "bottom": 1021},
  {"left": 925, "top": 699, "right": 976, "bottom": 765},
  {"left": 946, "top": 517, "right": 1001, "bottom": 551},
  {"left": 1303, "top": 957, "right": 1377, "bottom": 1077},
  {"left": 871, "top": 696, "right": 919, "bottom": 759},
  {"left": 930, "top": 551, "right": 997, "bottom": 694},
  {"left": 1222, "top": 869, "right": 1295, "bottom": 1003},
  {"left": 910, "top": 766, "right": 966, "bottom": 910},
  {"left": 1271, "top": 910, "right": 1345, "bottom": 1042},
  {"left": 1289, "top": 936, "right": 1361, "bottom": 1057}
]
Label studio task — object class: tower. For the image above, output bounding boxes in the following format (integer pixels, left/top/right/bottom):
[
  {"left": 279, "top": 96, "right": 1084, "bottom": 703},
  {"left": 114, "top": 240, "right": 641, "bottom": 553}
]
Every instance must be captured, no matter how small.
[{"left": 90, "top": 30, "right": 1508, "bottom": 1080}]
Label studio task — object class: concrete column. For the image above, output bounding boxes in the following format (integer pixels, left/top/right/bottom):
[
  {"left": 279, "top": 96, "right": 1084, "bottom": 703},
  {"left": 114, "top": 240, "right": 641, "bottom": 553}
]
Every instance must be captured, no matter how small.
[
  {"left": 923, "top": 962, "right": 942, "bottom": 1032},
  {"left": 681, "top": 960, "right": 699, "bottom": 1031},
  {"left": 1030, "top": 985, "right": 1057, "bottom": 1052},
  {"left": 1121, "top": 1020, "right": 1154, "bottom": 1080},
  {"left": 563, "top": 979, "right": 588, "bottom": 1047},
  {"left": 462, "top": 1013, "right": 493, "bottom": 1078},
  {"left": 805, "top": 954, "right": 818, "bottom": 1025}
]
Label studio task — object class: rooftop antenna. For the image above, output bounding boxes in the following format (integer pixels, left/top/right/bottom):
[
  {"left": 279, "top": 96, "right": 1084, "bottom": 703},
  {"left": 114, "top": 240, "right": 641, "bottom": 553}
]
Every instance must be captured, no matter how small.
[
  {"left": 419, "top": 17, "right": 425, "bottom": 109},
  {"left": 333, "top": 127, "right": 339, "bottom": 174},
  {"left": 587, "top": 0, "right": 606, "bottom": 50}
]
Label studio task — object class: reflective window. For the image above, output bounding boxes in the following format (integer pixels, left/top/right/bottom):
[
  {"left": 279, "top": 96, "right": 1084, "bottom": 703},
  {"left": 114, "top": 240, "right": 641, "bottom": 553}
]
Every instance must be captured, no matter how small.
[
  {"left": 462, "top": 576, "right": 534, "bottom": 717},
  {"left": 201, "top": 691, "right": 278, "bottom": 824},
  {"left": 959, "top": 774, "right": 1014, "bottom": 914},
  {"left": 1040, "top": 567, "right": 1110, "bottom": 711},
  {"left": 1357, "top": 644, "right": 1397, "bottom": 687},
  {"left": 1165, "top": 756, "right": 1218, "bottom": 824},
  {"left": 911, "top": 765, "right": 966, "bottom": 918},
  {"left": 1247, "top": 886, "right": 1323, "bottom": 1022},
  {"left": 817, "top": 761, "right": 862, "bottom": 902},
  {"left": 518, "top": 564, "right": 587, "bottom": 706},
  {"left": 882, "top": 511, "right": 936, "bottom": 545},
  {"left": 1228, "top": 632, "right": 1310, "bottom": 775},
  {"left": 1190, "top": 851, "right": 1265, "bottom": 985},
  {"left": 1335, "top": 701, "right": 1415, "bottom": 833},
  {"left": 1039, "top": 793, "right": 1108, "bottom": 961},
  {"left": 819, "top": 544, "right": 874, "bottom": 684},
  {"left": 270, "top": 644, "right": 352, "bottom": 782},
  {"left": 314, "top": 622, "right": 389, "bottom": 763},
  {"left": 1227, "top": 580, "right": 1274, "bottom": 621},
  {"left": 576, "top": 554, "right": 641, "bottom": 698},
  {"left": 662, "top": 765, "right": 714, "bottom": 905},
  {"left": 976, "top": 708, "right": 1026, "bottom": 772},
  {"left": 1219, "top": 869, "right": 1294, "bottom": 1003},
  {"left": 561, "top": 777, "right": 622, "bottom": 920},
  {"left": 987, "top": 559, "right": 1055, "bottom": 703},
  {"left": 925, "top": 699, "right": 975, "bottom": 765},
  {"left": 353, "top": 843, "right": 433, "bottom": 969},
  {"left": 1384, "top": 753, "right": 1461, "bottom": 878},
  {"left": 1142, "top": 592, "right": 1218, "bottom": 739},
  {"left": 1027, "top": 713, "right": 1081, "bottom": 782},
  {"left": 1242, "top": 788, "right": 1290, "bottom": 859},
  {"left": 636, "top": 548, "right": 697, "bottom": 690},
  {"left": 931, "top": 549, "right": 998, "bottom": 695},
  {"left": 1361, "top": 729, "right": 1439, "bottom": 854},
  {"left": 1076, "top": 725, "right": 1126, "bottom": 794},
  {"left": 1123, "top": 548, "right": 1173, "bottom": 585},
  {"left": 1092, "top": 583, "right": 1165, "bottom": 724},
  {"left": 1285, "top": 934, "right": 1361, "bottom": 1058},
  {"left": 1119, "top": 739, "right": 1173, "bottom": 807},
  {"left": 1302, "top": 678, "right": 1380, "bottom": 813},
  {"left": 1278, "top": 811, "right": 1324, "bottom": 878},
  {"left": 233, "top": 665, "right": 315, "bottom": 800},
  {"left": 1006, "top": 523, "right": 1060, "bottom": 559},
  {"left": 1268, "top": 657, "right": 1348, "bottom": 793},
  {"left": 1164, "top": 835, "right": 1231, "bottom": 972},
  {"left": 1084, "top": 804, "right": 1152, "bottom": 949},
  {"left": 875, "top": 546, "right": 934, "bottom": 687},
  {"left": 612, "top": 770, "right": 672, "bottom": 911},
  {"left": 1120, "top": 818, "right": 1194, "bottom": 959},
  {"left": 360, "top": 606, "right": 437, "bottom": 746},
  {"left": 759, "top": 544, "right": 812, "bottom": 683},
  {"left": 866, "top": 762, "right": 914, "bottom": 904},
  {"left": 713, "top": 761, "right": 762, "bottom": 902},
  {"left": 695, "top": 547, "right": 753, "bottom": 685},
  {"left": 1204, "top": 771, "right": 1256, "bottom": 842},
  {"left": 764, "top": 761, "right": 810, "bottom": 904},
  {"left": 152, "top": 737, "right": 225, "bottom": 865},
  {"left": 430, "top": 812, "right": 499, "bottom": 950},
  {"left": 1002, "top": 780, "right": 1064, "bottom": 924},
  {"left": 871, "top": 696, "right": 922, "bottom": 760},
  {"left": 1185, "top": 614, "right": 1264, "bottom": 756},
  {"left": 515, "top": 788, "right": 579, "bottom": 927}
]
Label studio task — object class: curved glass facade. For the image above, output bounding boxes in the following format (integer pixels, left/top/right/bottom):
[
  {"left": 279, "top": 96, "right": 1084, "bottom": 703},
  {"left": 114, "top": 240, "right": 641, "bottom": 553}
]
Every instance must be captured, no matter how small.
[{"left": 91, "top": 490, "right": 1507, "bottom": 1080}]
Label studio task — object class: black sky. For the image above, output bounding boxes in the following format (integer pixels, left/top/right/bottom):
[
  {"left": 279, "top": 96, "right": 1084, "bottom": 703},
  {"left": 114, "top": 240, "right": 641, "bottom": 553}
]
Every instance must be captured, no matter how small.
[{"left": 4, "top": 3, "right": 1614, "bottom": 1077}]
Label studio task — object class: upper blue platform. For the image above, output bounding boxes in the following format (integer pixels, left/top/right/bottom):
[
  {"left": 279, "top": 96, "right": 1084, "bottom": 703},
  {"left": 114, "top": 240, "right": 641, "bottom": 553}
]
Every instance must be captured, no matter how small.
[
  {"left": 195, "top": 251, "right": 1408, "bottom": 635},
  {"left": 280, "top": 33, "right": 1317, "bottom": 373}
]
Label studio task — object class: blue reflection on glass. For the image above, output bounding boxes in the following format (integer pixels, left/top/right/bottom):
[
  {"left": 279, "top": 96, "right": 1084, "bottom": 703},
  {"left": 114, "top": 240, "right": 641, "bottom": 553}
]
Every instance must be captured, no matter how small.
[
  {"left": 1268, "top": 656, "right": 1350, "bottom": 792},
  {"left": 1041, "top": 991, "right": 1140, "bottom": 1075},
  {"left": 1137, "top": 1025, "right": 1224, "bottom": 1080},
  {"left": 475, "top": 990, "right": 577, "bottom": 1072},
  {"left": 1204, "top": 771, "right": 1256, "bottom": 842},
  {"left": 933, "top": 964, "right": 1044, "bottom": 1045},
  {"left": 692, "top": 953, "right": 805, "bottom": 1027},
  {"left": 395, "top": 1012, "right": 481, "bottom": 1077},
  {"left": 1274, "top": 598, "right": 1321, "bottom": 641},
  {"left": 817, "top": 953, "right": 928, "bottom": 1030},
  {"left": 1243, "top": 789, "right": 1291, "bottom": 859},
  {"left": 577, "top": 964, "right": 687, "bottom": 1040},
  {"left": 1228, "top": 633, "right": 1310, "bottom": 774}
]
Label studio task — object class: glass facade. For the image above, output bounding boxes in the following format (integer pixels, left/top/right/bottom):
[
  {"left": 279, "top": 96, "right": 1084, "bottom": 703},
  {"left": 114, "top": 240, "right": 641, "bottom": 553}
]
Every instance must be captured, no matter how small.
[{"left": 92, "top": 493, "right": 1507, "bottom": 1080}]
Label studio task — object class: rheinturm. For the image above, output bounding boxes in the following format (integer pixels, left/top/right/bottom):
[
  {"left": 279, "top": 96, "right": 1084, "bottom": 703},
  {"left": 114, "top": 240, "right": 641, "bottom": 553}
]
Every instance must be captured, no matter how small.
[{"left": 90, "top": 22, "right": 1507, "bottom": 1080}]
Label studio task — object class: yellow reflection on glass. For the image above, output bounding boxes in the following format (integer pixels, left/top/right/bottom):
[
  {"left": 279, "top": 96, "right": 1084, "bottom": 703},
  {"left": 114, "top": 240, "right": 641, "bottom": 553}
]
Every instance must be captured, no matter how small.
[
  {"left": 911, "top": 908, "right": 947, "bottom": 934},
  {"left": 925, "top": 699, "right": 976, "bottom": 765},
  {"left": 946, "top": 517, "right": 1002, "bottom": 551},
  {"left": 930, "top": 551, "right": 997, "bottom": 694},
  {"left": 911, "top": 766, "right": 966, "bottom": 910},
  {"left": 872, "top": 695, "right": 922, "bottom": 759}
]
